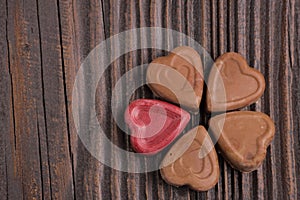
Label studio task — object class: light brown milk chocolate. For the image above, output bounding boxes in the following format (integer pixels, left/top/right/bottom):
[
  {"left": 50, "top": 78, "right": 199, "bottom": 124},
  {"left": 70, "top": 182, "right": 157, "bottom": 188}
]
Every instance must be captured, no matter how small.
[
  {"left": 206, "top": 52, "right": 265, "bottom": 112},
  {"left": 147, "top": 46, "right": 204, "bottom": 113},
  {"left": 160, "top": 126, "right": 219, "bottom": 191},
  {"left": 209, "top": 111, "right": 275, "bottom": 172}
]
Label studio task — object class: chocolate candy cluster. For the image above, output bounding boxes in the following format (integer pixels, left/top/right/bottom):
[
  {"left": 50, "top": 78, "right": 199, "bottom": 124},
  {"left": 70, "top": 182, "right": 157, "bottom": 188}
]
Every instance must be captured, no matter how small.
[{"left": 124, "top": 46, "right": 275, "bottom": 191}]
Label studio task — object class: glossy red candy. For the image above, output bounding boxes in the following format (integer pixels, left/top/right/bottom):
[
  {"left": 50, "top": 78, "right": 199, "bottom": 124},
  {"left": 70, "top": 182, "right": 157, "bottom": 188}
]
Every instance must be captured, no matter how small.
[{"left": 124, "top": 99, "right": 190, "bottom": 155}]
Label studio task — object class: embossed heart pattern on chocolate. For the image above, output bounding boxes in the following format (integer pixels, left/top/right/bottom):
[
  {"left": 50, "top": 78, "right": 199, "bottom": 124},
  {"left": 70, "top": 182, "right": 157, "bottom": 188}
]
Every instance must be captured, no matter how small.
[
  {"left": 160, "top": 126, "right": 220, "bottom": 191},
  {"left": 206, "top": 52, "right": 266, "bottom": 112},
  {"left": 147, "top": 46, "right": 204, "bottom": 113},
  {"left": 124, "top": 48, "right": 275, "bottom": 191}
]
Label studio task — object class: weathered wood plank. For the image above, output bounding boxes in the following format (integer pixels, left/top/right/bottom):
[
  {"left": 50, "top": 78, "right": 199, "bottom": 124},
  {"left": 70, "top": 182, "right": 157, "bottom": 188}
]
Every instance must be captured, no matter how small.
[
  {"left": 0, "top": 0, "right": 10, "bottom": 198},
  {"left": 36, "top": 0, "right": 75, "bottom": 199},
  {"left": 6, "top": 0, "right": 44, "bottom": 199},
  {"left": 277, "top": 0, "right": 297, "bottom": 199},
  {"left": 57, "top": 0, "right": 107, "bottom": 199},
  {"left": 291, "top": 0, "right": 300, "bottom": 199}
]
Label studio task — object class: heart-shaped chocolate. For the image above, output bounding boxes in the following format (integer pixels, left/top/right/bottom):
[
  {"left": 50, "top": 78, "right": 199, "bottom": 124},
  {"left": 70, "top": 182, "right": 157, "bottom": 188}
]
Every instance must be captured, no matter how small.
[
  {"left": 160, "top": 126, "right": 219, "bottom": 191},
  {"left": 147, "top": 46, "right": 204, "bottom": 112},
  {"left": 124, "top": 99, "right": 190, "bottom": 155},
  {"left": 209, "top": 111, "right": 275, "bottom": 172},
  {"left": 206, "top": 52, "right": 265, "bottom": 112}
]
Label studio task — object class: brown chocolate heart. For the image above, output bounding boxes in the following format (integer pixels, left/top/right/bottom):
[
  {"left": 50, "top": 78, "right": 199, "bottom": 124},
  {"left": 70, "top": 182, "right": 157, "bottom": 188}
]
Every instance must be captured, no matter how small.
[
  {"left": 209, "top": 111, "right": 275, "bottom": 172},
  {"left": 160, "top": 126, "right": 219, "bottom": 191},
  {"left": 147, "top": 46, "right": 204, "bottom": 113},
  {"left": 206, "top": 52, "right": 265, "bottom": 112}
]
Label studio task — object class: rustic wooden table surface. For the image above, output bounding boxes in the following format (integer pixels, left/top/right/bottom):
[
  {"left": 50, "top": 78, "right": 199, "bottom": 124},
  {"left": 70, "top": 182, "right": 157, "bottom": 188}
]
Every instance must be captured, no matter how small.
[{"left": 0, "top": 0, "right": 299, "bottom": 199}]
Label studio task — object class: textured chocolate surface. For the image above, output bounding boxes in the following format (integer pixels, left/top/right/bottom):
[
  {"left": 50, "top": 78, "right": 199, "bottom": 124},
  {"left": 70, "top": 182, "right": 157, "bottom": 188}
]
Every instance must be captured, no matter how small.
[
  {"left": 147, "top": 46, "right": 204, "bottom": 112},
  {"left": 160, "top": 126, "right": 219, "bottom": 191},
  {"left": 209, "top": 111, "right": 275, "bottom": 172},
  {"left": 206, "top": 52, "right": 265, "bottom": 112}
]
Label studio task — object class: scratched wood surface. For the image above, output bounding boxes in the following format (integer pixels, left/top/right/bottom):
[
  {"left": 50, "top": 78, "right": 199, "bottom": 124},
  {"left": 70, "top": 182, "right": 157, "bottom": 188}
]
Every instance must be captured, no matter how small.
[{"left": 0, "top": 0, "right": 299, "bottom": 199}]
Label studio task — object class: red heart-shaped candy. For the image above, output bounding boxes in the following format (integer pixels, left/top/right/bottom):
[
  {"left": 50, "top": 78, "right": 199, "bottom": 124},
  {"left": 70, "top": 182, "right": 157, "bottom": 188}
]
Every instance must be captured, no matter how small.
[{"left": 124, "top": 99, "right": 190, "bottom": 155}]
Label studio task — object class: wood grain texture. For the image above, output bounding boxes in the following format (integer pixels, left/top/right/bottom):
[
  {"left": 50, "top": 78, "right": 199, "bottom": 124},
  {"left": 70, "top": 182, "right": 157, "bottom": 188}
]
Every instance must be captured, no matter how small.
[{"left": 0, "top": 0, "right": 299, "bottom": 199}]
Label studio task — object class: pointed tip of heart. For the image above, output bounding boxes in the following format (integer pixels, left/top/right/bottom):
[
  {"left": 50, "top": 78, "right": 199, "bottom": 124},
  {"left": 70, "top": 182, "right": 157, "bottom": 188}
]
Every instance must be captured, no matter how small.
[{"left": 125, "top": 99, "right": 191, "bottom": 155}]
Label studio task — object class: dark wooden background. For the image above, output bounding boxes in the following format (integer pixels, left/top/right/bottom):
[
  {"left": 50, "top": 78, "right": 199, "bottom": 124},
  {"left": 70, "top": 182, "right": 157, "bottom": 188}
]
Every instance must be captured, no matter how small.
[{"left": 0, "top": 0, "right": 299, "bottom": 199}]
